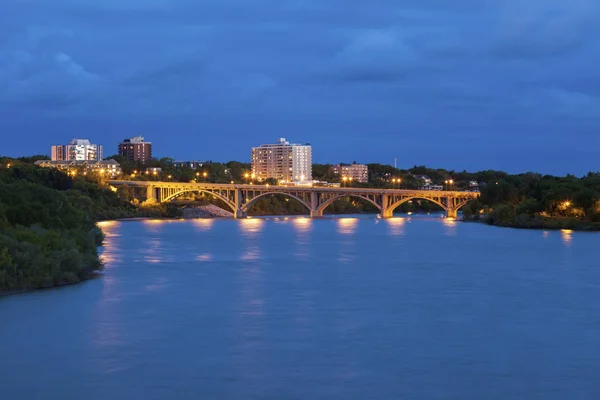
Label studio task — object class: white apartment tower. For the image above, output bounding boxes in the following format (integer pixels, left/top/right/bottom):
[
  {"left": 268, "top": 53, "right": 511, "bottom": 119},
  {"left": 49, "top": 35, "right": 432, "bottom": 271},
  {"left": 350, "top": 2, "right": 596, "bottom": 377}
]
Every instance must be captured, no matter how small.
[
  {"left": 51, "top": 139, "right": 103, "bottom": 161},
  {"left": 251, "top": 138, "right": 312, "bottom": 183}
]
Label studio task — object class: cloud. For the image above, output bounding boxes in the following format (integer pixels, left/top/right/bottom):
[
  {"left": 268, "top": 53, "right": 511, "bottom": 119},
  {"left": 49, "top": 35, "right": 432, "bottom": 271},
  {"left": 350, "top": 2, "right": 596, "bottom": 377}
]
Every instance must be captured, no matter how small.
[
  {"left": 492, "top": 0, "right": 600, "bottom": 59},
  {"left": 0, "top": 49, "right": 100, "bottom": 109},
  {"left": 1, "top": 0, "right": 600, "bottom": 122}
]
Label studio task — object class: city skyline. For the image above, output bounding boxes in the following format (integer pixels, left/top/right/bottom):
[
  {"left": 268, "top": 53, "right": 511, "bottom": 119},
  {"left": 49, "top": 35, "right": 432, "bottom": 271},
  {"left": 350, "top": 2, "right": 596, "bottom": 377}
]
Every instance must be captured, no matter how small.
[{"left": 1, "top": 1, "right": 600, "bottom": 175}]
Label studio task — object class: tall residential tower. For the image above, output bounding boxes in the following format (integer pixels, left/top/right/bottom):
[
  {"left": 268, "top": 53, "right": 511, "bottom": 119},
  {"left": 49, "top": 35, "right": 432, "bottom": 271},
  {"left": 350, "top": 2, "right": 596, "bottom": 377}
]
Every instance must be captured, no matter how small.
[
  {"left": 51, "top": 139, "right": 103, "bottom": 161},
  {"left": 118, "top": 135, "right": 152, "bottom": 163},
  {"left": 251, "top": 138, "right": 312, "bottom": 183}
]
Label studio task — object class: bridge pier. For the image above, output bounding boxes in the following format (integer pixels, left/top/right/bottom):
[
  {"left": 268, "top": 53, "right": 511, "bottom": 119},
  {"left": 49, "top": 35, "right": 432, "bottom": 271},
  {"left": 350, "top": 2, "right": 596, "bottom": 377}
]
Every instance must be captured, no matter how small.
[
  {"left": 234, "top": 209, "right": 248, "bottom": 219},
  {"left": 146, "top": 185, "right": 157, "bottom": 203},
  {"left": 381, "top": 208, "right": 394, "bottom": 219},
  {"left": 310, "top": 209, "right": 324, "bottom": 218},
  {"left": 446, "top": 208, "right": 458, "bottom": 219},
  {"left": 381, "top": 194, "right": 393, "bottom": 218}
]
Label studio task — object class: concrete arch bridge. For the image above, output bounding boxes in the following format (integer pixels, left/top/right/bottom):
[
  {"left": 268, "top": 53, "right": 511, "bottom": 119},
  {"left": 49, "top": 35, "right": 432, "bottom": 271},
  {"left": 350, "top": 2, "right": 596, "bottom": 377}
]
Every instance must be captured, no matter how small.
[{"left": 108, "top": 181, "right": 479, "bottom": 219}]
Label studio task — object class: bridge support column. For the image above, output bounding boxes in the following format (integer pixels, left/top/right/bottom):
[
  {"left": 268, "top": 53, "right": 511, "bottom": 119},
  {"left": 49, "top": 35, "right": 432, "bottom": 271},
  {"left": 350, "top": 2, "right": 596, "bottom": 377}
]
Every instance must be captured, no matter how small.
[
  {"left": 234, "top": 188, "right": 247, "bottom": 219},
  {"left": 234, "top": 209, "right": 248, "bottom": 219},
  {"left": 146, "top": 185, "right": 157, "bottom": 203},
  {"left": 309, "top": 192, "right": 323, "bottom": 218},
  {"left": 310, "top": 209, "right": 324, "bottom": 218},
  {"left": 446, "top": 196, "right": 457, "bottom": 219},
  {"left": 381, "top": 194, "right": 393, "bottom": 218}
]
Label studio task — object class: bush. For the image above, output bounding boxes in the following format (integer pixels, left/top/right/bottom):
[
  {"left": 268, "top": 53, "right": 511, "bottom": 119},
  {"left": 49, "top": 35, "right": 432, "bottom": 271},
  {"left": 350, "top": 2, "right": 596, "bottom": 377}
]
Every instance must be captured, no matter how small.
[{"left": 487, "top": 205, "right": 516, "bottom": 226}]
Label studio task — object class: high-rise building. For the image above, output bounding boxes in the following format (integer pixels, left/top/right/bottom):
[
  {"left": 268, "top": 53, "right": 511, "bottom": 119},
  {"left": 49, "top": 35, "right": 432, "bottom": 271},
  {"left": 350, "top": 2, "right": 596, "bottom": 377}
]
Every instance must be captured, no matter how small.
[
  {"left": 329, "top": 163, "right": 369, "bottom": 183},
  {"left": 51, "top": 139, "right": 103, "bottom": 161},
  {"left": 118, "top": 135, "right": 152, "bottom": 163},
  {"left": 251, "top": 138, "right": 312, "bottom": 183}
]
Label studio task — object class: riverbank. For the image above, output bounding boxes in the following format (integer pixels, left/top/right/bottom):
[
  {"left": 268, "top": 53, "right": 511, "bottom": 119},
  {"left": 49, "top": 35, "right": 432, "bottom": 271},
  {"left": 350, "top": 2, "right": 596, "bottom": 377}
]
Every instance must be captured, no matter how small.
[{"left": 465, "top": 214, "right": 600, "bottom": 232}]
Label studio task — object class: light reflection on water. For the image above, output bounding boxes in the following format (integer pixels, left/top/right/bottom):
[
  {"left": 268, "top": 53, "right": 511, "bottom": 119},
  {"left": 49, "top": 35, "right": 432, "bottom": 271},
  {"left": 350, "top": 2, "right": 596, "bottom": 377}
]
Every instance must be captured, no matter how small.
[
  {"left": 239, "top": 218, "right": 264, "bottom": 237},
  {"left": 442, "top": 217, "right": 457, "bottom": 236},
  {"left": 292, "top": 217, "right": 312, "bottom": 233},
  {"left": 561, "top": 229, "right": 573, "bottom": 246},
  {"left": 141, "top": 219, "right": 167, "bottom": 233},
  {"left": 192, "top": 218, "right": 214, "bottom": 232},
  {"left": 144, "top": 238, "right": 164, "bottom": 264},
  {"left": 98, "top": 221, "right": 122, "bottom": 267},
  {"left": 337, "top": 217, "right": 358, "bottom": 235},
  {"left": 386, "top": 217, "right": 406, "bottom": 236},
  {"left": 94, "top": 221, "right": 124, "bottom": 350},
  {"left": 292, "top": 217, "right": 312, "bottom": 259}
]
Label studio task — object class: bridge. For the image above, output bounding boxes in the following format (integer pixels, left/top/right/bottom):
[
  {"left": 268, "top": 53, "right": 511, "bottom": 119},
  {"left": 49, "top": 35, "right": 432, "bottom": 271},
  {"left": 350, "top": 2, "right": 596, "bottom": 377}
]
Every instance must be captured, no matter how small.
[{"left": 108, "top": 180, "right": 480, "bottom": 219}]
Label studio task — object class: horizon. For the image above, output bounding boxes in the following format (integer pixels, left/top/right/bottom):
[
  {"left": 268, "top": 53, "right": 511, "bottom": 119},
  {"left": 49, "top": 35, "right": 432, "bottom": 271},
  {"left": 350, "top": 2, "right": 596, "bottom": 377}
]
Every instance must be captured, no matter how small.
[{"left": 2, "top": 1, "right": 599, "bottom": 176}]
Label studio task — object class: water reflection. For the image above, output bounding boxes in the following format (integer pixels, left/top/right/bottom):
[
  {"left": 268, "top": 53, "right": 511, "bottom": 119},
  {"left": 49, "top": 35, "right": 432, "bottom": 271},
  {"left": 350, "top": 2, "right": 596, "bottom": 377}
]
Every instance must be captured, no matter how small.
[
  {"left": 192, "top": 218, "right": 214, "bottom": 232},
  {"left": 94, "top": 221, "right": 125, "bottom": 350},
  {"left": 98, "top": 221, "right": 122, "bottom": 266},
  {"left": 293, "top": 217, "right": 312, "bottom": 259},
  {"left": 240, "top": 247, "right": 261, "bottom": 261},
  {"left": 196, "top": 253, "right": 213, "bottom": 262},
  {"left": 292, "top": 217, "right": 312, "bottom": 233},
  {"left": 543, "top": 231, "right": 549, "bottom": 239},
  {"left": 144, "top": 238, "right": 164, "bottom": 264},
  {"left": 561, "top": 229, "right": 573, "bottom": 246},
  {"left": 387, "top": 217, "right": 406, "bottom": 236},
  {"left": 142, "top": 219, "right": 167, "bottom": 233},
  {"left": 337, "top": 218, "right": 358, "bottom": 235},
  {"left": 442, "top": 217, "right": 457, "bottom": 237},
  {"left": 239, "top": 218, "right": 264, "bottom": 237}
]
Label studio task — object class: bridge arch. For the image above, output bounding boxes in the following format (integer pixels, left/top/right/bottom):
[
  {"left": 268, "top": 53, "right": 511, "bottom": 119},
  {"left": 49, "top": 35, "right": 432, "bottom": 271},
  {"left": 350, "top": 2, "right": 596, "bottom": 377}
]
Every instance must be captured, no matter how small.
[
  {"left": 241, "top": 192, "right": 311, "bottom": 214},
  {"left": 162, "top": 189, "right": 237, "bottom": 212},
  {"left": 454, "top": 199, "right": 472, "bottom": 211},
  {"left": 316, "top": 194, "right": 382, "bottom": 214},
  {"left": 388, "top": 196, "right": 447, "bottom": 214}
]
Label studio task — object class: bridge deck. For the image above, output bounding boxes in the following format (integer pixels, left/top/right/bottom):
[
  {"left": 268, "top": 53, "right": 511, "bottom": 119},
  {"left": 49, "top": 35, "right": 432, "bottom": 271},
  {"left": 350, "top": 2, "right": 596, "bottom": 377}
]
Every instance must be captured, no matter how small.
[{"left": 107, "top": 180, "right": 479, "bottom": 197}]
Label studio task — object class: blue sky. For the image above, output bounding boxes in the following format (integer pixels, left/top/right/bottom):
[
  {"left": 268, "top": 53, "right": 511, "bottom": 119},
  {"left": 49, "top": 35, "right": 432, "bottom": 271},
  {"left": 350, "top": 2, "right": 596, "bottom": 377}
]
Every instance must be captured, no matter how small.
[{"left": 1, "top": 0, "right": 599, "bottom": 175}]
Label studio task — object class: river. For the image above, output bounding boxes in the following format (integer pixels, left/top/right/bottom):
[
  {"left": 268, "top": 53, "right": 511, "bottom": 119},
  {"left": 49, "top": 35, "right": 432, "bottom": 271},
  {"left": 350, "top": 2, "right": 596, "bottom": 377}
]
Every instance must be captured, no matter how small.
[{"left": 1, "top": 215, "right": 599, "bottom": 399}]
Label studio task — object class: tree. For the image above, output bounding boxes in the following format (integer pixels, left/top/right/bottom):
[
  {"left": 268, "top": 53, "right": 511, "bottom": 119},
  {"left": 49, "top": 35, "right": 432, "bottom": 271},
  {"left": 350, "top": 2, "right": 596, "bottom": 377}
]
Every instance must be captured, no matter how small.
[{"left": 516, "top": 198, "right": 542, "bottom": 216}]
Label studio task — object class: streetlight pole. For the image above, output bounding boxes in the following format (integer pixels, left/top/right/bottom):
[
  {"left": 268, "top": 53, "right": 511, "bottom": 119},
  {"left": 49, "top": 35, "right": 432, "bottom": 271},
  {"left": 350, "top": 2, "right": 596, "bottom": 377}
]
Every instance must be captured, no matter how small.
[{"left": 203, "top": 171, "right": 208, "bottom": 183}]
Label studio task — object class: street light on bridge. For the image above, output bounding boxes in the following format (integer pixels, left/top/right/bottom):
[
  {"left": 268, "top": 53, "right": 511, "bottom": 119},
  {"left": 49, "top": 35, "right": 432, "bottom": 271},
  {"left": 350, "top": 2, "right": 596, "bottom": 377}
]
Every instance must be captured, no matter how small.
[{"left": 203, "top": 171, "right": 208, "bottom": 183}]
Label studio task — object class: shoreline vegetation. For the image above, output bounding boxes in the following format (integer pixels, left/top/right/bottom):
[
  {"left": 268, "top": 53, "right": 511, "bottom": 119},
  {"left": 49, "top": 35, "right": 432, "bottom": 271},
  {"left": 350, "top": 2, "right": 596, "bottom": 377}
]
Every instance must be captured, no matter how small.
[{"left": 2, "top": 155, "right": 600, "bottom": 293}]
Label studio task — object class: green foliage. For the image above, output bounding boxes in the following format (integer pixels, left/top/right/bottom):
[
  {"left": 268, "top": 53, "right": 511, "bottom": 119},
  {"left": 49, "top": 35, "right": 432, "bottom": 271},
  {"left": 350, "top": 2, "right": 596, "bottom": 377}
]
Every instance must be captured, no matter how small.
[
  {"left": 516, "top": 198, "right": 542, "bottom": 216},
  {"left": 487, "top": 205, "right": 516, "bottom": 226},
  {"left": 462, "top": 200, "right": 483, "bottom": 220},
  {"left": 475, "top": 173, "right": 600, "bottom": 230},
  {"left": 0, "top": 161, "right": 146, "bottom": 293}
]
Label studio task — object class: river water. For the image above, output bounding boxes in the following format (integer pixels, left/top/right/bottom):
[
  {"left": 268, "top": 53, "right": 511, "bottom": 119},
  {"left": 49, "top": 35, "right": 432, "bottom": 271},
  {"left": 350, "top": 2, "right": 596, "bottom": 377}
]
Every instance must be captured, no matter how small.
[{"left": 1, "top": 215, "right": 599, "bottom": 399}]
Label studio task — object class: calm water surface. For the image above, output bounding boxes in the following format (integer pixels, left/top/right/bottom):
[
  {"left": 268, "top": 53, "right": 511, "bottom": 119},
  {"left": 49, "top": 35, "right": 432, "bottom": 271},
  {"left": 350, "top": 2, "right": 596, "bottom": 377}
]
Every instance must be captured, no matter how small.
[{"left": 1, "top": 215, "right": 600, "bottom": 399}]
